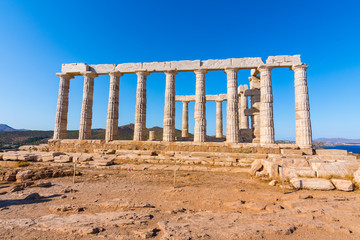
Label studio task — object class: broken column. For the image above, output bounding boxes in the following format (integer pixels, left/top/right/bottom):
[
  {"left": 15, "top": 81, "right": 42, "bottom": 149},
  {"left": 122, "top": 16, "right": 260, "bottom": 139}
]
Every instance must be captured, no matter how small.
[
  {"left": 133, "top": 70, "right": 149, "bottom": 141},
  {"left": 182, "top": 101, "right": 189, "bottom": 138},
  {"left": 216, "top": 100, "right": 223, "bottom": 138},
  {"left": 105, "top": 72, "right": 122, "bottom": 142},
  {"left": 225, "top": 68, "right": 239, "bottom": 143},
  {"left": 258, "top": 65, "right": 275, "bottom": 144},
  {"left": 292, "top": 64, "right": 312, "bottom": 148},
  {"left": 194, "top": 69, "right": 207, "bottom": 142},
  {"left": 163, "top": 70, "right": 177, "bottom": 142},
  {"left": 79, "top": 71, "right": 97, "bottom": 140},
  {"left": 53, "top": 73, "right": 73, "bottom": 140}
]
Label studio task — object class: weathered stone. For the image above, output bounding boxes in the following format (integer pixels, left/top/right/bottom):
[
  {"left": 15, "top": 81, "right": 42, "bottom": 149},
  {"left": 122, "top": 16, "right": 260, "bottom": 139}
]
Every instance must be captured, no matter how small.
[
  {"left": 290, "top": 177, "right": 335, "bottom": 190},
  {"left": 62, "top": 63, "right": 89, "bottom": 73},
  {"left": 266, "top": 55, "right": 301, "bottom": 66},
  {"left": 54, "top": 155, "right": 73, "bottom": 163},
  {"left": 269, "top": 180, "right": 277, "bottom": 186},
  {"left": 354, "top": 168, "right": 360, "bottom": 185},
  {"left": 315, "top": 149, "right": 348, "bottom": 156},
  {"left": 16, "top": 170, "right": 34, "bottom": 182},
  {"left": 331, "top": 179, "right": 354, "bottom": 192},
  {"left": 249, "top": 159, "right": 263, "bottom": 175}
]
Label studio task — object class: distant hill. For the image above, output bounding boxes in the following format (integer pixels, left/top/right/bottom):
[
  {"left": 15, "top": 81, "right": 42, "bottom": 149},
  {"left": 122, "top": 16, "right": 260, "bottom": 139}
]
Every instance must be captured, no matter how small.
[
  {"left": 0, "top": 123, "right": 194, "bottom": 148},
  {"left": 0, "top": 124, "right": 16, "bottom": 132},
  {"left": 314, "top": 138, "right": 360, "bottom": 144}
]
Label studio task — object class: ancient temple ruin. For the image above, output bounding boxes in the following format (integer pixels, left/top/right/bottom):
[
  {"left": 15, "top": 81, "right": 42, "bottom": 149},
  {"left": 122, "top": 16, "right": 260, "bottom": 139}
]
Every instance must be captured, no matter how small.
[{"left": 51, "top": 55, "right": 312, "bottom": 153}]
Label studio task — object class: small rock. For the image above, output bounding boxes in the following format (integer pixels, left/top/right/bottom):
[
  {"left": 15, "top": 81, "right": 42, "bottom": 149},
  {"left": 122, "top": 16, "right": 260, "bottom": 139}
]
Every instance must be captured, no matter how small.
[
  {"left": 32, "top": 182, "right": 52, "bottom": 188},
  {"left": 297, "top": 194, "right": 313, "bottom": 199},
  {"left": 10, "top": 185, "right": 24, "bottom": 192},
  {"left": 269, "top": 180, "right": 277, "bottom": 186},
  {"left": 24, "top": 193, "right": 41, "bottom": 201}
]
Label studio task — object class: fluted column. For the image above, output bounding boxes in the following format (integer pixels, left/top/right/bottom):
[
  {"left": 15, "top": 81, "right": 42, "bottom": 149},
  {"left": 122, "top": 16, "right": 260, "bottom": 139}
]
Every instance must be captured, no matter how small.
[
  {"left": 54, "top": 73, "right": 73, "bottom": 139},
  {"left": 181, "top": 101, "right": 189, "bottom": 137},
  {"left": 134, "top": 70, "right": 149, "bottom": 141},
  {"left": 163, "top": 70, "right": 177, "bottom": 141},
  {"left": 238, "top": 85, "right": 249, "bottom": 129},
  {"left": 259, "top": 65, "right": 275, "bottom": 144},
  {"left": 292, "top": 64, "right": 312, "bottom": 147},
  {"left": 79, "top": 71, "right": 97, "bottom": 140},
  {"left": 194, "top": 69, "right": 207, "bottom": 142},
  {"left": 216, "top": 100, "right": 223, "bottom": 138},
  {"left": 225, "top": 68, "right": 239, "bottom": 143},
  {"left": 105, "top": 72, "right": 122, "bottom": 142}
]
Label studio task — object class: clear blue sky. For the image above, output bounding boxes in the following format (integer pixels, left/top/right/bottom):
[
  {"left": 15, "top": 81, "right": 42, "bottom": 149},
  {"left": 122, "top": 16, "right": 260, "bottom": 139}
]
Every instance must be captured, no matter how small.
[{"left": 0, "top": 0, "right": 359, "bottom": 140}]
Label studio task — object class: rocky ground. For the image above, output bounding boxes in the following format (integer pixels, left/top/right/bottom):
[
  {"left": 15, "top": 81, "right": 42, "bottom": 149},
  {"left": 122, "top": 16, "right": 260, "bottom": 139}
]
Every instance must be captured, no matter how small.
[{"left": 0, "top": 165, "right": 360, "bottom": 240}]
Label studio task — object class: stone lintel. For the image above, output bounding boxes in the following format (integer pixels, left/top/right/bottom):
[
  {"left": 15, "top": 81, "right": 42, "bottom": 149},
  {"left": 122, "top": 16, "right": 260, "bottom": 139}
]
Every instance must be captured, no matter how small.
[
  {"left": 266, "top": 55, "right": 302, "bottom": 67},
  {"left": 244, "top": 89, "right": 258, "bottom": 97},
  {"left": 61, "top": 63, "right": 89, "bottom": 74}
]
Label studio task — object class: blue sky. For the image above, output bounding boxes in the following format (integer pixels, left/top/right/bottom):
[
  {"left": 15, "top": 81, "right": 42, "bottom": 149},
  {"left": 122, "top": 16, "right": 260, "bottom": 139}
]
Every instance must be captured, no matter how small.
[{"left": 0, "top": 0, "right": 359, "bottom": 140}]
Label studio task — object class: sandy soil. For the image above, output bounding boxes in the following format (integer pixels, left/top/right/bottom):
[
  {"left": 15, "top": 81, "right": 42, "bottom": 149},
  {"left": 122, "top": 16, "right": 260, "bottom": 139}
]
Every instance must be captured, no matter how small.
[{"left": 0, "top": 166, "right": 359, "bottom": 240}]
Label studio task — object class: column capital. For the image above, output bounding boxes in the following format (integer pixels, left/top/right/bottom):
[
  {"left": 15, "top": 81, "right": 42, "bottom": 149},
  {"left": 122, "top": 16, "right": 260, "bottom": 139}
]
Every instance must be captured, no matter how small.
[
  {"left": 164, "top": 70, "right": 178, "bottom": 76},
  {"left": 83, "top": 71, "right": 98, "bottom": 78},
  {"left": 182, "top": 100, "right": 190, "bottom": 104},
  {"left": 109, "top": 71, "right": 123, "bottom": 78},
  {"left": 258, "top": 65, "right": 273, "bottom": 72},
  {"left": 291, "top": 63, "right": 308, "bottom": 71},
  {"left": 135, "top": 70, "right": 150, "bottom": 77},
  {"left": 224, "top": 67, "right": 239, "bottom": 73},
  {"left": 215, "top": 100, "right": 223, "bottom": 103},
  {"left": 194, "top": 69, "right": 207, "bottom": 75},
  {"left": 56, "top": 73, "right": 74, "bottom": 79}
]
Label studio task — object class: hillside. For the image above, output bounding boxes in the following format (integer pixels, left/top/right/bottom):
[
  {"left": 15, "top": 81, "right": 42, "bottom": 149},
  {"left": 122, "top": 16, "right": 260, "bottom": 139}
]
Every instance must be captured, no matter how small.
[
  {"left": 0, "top": 124, "right": 194, "bottom": 149},
  {"left": 314, "top": 138, "right": 360, "bottom": 144},
  {"left": 0, "top": 124, "right": 16, "bottom": 132}
]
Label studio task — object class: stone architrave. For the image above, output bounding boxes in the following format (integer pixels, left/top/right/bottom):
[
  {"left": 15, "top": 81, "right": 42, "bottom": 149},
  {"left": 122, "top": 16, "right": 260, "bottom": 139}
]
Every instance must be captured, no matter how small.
[
  {"left": 182, "top": 101, "right": 189, "bottom": 138},
  {"left": 194, "top": 69, "right": 207, "bottom": 142},
  {"left": 53, "top": 73, "right": 73, "bottom": 139},
  {"left": 292, "top": 64, "right": 312, "bottom": 148},
  {"left": 163, "top": 70, "right": 177, "bottom": 142},
  {"left": 79, "top": 71, "right": 97, "bottom": 140},
  {"left": 133, "top": 70, "right": 149, "bottom": 141},
  {"left": 258, "top": 65, "right": 275, "bottom": 144},
  {"left": 225, "top": 68, "right": 239, "bottom": 143},
  {"left": 216, "top": 100, "right": 223, "bottom": 138},
  {"left": 105, "top": 72, "right": 122, "bottom": 142}
]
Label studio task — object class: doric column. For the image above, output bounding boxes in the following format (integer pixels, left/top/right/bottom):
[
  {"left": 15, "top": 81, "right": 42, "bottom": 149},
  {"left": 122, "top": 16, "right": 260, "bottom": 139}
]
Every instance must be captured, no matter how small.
[
  {"left": 292, "top": 64, "right": 312, "bottom": 148},
  {"left": 258, "top": 65, "right": 275, "bottom": 144},
  {"left": 238, "top": 85, "right": 249, "bottom": 129},
  {"left": 194, "top": 69, "right": 207, "bottom": 142},
  {"left": 53, "top": 73, "right": 73, "bottom": 139},
  {"left": 216, "top": 100, "right": 223, "bottom": 138},
  {"left": 133, "top": 70, "right": 149, "bottom": 141},
  {"left": 225, "top": 68, "right": 239, "bottom": 143},
  {"left": 79, "top": 71, "right": 97, "bottom": 140},
  {"left": 163, "top": 70, "right": 177, "bottom": 142},
  {"left": 249, "top": 76, "right": 261, "bottom": 143},
  {"left": 105, "top": 72, "right": 122, "bottom": 142},
  {"left": 181, "top": 101, "right": 189, "bottom": 137}
]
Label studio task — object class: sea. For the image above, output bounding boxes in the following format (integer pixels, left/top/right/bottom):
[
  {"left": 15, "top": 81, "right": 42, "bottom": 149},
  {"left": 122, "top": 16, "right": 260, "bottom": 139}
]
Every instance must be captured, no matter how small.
[{"left": 321, "top": 144, "right": 360, "bottom": 154}]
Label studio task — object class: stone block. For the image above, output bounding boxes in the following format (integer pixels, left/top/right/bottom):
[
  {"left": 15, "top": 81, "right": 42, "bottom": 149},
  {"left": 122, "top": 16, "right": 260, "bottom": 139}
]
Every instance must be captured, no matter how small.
[
  {"left": 262, "top": 160, "right": 279, "bottom": 178},
  {"left": 354, "top": 168, "right": 360, "bottom": 185},
  {"left": 282, "top": 166, "right": 316, "bottom": 179},
  {"left": 266, "top": 55, "right": 301, "bottom": 66},
  {"left": 62, "top": 63, "right": 89, "bottom": 73},
  {"left": 290, "top": 177, "right": 335, "bottom": 190},
  {"left": 89, "top": 64, "right": 116, "bottom": 74},
  {"left": 2, "top": 153, "right": 18, "bottom": 161},
  {"left": 311, "top": 162, "right": 351, "bottom": 177},
  {"left": 54, "top": 155, "right": 73, "bottom": 163},
  {"left": 231, "top": 57, "right": 264, "bottom": 68},
  {"left": 170, "top": 60, "right": 200, "bottom": 71},
  {"left": 115, "top": 63, "right": 142, "bottom": 73},
  {"left": 315, "top": 149, "right": 348, "bottom": 156},
  {"left": 142, "top": 61, "right": 171, "bottom": 72},
  {"left": 200, "top": 59, "right": 231, "bottom": 70},
  {"left": 331, "top": 179, "right": 354, "bottom": 192},
  {"left": 249, "top": 159, "right": 263, "bottom": 175},
  {"left": 16, "top": 170, "right": 34, "bottom": 182}
]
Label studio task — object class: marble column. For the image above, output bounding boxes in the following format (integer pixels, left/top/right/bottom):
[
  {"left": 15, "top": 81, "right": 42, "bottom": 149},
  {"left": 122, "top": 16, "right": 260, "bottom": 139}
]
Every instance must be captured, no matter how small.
[
  {"left": 194, "top": 69, "right": 207, "bottom": 142},
  {"left": 105, "top": 72, "right": 122, "bottom": 142},
  {"left": 225, "top": 68, "right": 239, "bottom": 143},
  {"left": 258, "top": 65, "right": 275, "bottom": 144},
  {"left": 181, "top": 101, "right": 189, "bottom": 138},
  {"left": 79, "top": 71, "right": 97, "bottom": 140},
  {"left": 163, "top": 70, "right": 177, "bottom": 142},
  {"left": 292, "top": 64, "right": 312, "bottom": 147},
  {"left": 133, "top": 70, "right": 149, "bottom": 141},
  {"left": 249, "top": 76, "right": 261, "bottom": 143},
  {"left": 216, "top": 100, "right": 223, "bottom": 138},
  {"left": 53, "top": 73, "right": 73, "bottom": 139},
  {"left": 238, "top": 85, "right": 249, "bottom": 129}
]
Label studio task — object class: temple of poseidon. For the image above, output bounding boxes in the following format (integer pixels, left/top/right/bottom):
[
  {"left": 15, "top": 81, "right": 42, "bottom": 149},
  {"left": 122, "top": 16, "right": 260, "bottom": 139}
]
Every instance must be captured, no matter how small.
[
  {"left": 2, "top": 54, "right": 359, "bottom": 191},
  {"left": 50, "top": 55, "right": 312, "bottom": 154}
]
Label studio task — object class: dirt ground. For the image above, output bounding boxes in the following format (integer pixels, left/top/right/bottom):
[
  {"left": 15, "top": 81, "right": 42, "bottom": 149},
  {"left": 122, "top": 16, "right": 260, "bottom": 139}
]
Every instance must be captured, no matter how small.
[{"left": 0, "top": 166, "right": 359, "bottom": 240}]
